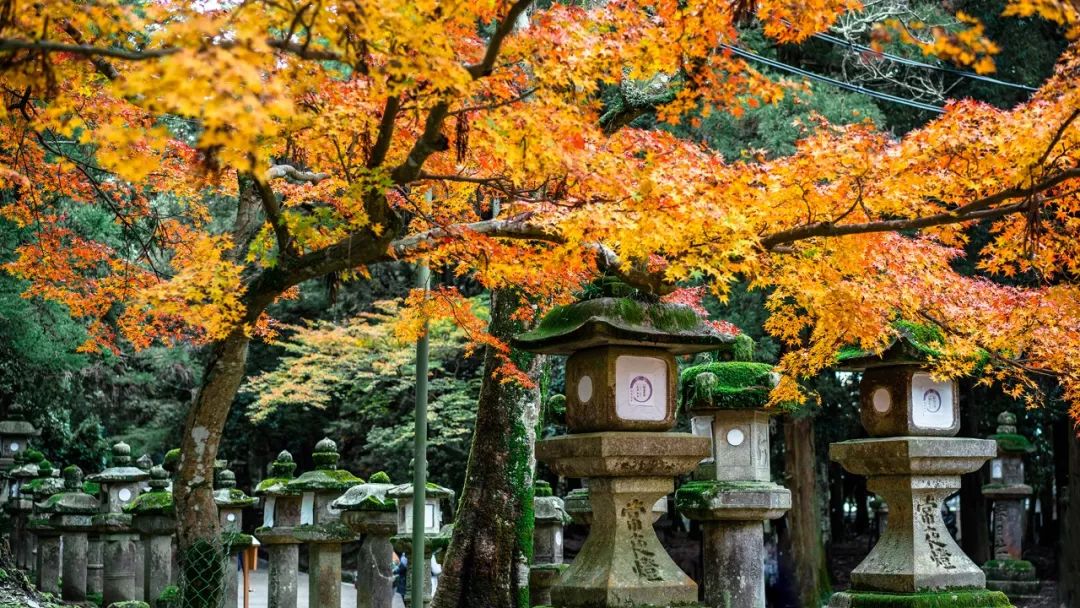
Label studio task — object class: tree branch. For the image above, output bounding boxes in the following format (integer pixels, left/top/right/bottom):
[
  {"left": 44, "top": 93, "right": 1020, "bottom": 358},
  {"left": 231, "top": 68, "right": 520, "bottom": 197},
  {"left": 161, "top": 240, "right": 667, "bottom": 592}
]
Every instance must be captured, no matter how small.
[
  {"left": 0, "top": 37, "right": 178, "bottom": 61},
  {"left": 466, "top": 0, "right": 534, "bottom": 79},
  {"left": 266, "top": 164, "right": 330, "bottom": 184},
  {"left": 760, "top": 167, "right": 1080, "bottom": 250},
  {"left": 251, "top": 174, "right": 298, "bottom": 260},
  {"left": 367, "top": 96, "right": 401, "bottom": 169}
]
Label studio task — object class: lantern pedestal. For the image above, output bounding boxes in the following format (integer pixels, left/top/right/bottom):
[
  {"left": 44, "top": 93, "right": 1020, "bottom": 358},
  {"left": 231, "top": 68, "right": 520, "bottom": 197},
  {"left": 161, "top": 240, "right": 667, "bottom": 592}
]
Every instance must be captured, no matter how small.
[
  {"left": 339, "top": 509, "right": 397, "bottom": 608},
  {"left": 828, "top": 437, "right": 998, "bottom": 599},
  {"left": 538, "top": 432, "right": 708, "bottom": 608},
  {"left": 676, "top": 481, "right": 790, "bottom": 608},
  {"left": 254, "top": 450, "right": 301, "bottom": 608},
  {"left": 28, "top": 520, "right": 61, "bottom": 596}
]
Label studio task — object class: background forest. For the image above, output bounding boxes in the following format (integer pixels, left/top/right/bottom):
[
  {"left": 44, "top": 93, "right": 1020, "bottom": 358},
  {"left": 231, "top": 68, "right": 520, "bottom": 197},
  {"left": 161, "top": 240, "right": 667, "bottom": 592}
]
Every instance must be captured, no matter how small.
[{"left": 0, "top": 1, "right": 1073, "bottom": 605}]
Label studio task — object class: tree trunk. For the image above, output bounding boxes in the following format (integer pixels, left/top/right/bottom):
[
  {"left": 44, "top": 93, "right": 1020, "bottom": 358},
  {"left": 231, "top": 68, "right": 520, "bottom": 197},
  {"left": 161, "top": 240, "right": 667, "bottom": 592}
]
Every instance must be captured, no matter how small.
[
  {"left": 173, "top": 330, "right": 251, "bottom": 603},
  {"left": 959, "top": 394, "right": 990, "bottom": 564},
  {"left": 780, "top": 415, "right": 829, "bottom": 608},
  {"left": 431, "top": 290, "right": 541, "bottom": 608},
  {"left": 1059, "top": 421, "right": 1080, "bottom": 607}
]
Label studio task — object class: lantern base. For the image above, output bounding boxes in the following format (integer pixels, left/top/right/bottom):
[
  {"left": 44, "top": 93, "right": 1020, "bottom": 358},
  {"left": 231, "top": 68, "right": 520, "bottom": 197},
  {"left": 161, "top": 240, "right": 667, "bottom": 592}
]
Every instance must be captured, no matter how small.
[{"left": 538, "top": 432, "right": 708, "bottom": 608}]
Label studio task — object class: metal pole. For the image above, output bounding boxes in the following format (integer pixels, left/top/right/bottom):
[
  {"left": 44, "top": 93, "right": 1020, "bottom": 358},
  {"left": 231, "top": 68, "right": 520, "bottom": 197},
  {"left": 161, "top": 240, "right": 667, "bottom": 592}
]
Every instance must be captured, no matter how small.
[{"left": 411, "top": 260, "right": 431, "bottom": 606}]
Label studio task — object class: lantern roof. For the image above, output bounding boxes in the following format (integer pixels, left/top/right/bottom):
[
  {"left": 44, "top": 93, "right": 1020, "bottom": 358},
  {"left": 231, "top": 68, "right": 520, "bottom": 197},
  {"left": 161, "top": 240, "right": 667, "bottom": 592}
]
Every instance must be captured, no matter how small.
[
  {"left": 514, "top": 296, "right": 738, "bottom": 355},
  {"left": 285, "top": 439, "right": 364, "bottom": 493},
  {"left": 213, "top": 468, "right": 257, "bottom": 508},
  {"left": 834, "top": 321, "right": 946, "bottom": 371},
  {"left": 680, "top": 362, "right": 778, "bottom": 412},
  {"left": 40, "top": 465, "right": 99, "bottom": 514},
  {"left": 387, "top": 482, "right": 455, "bottom": 502},
  {"left": 255, "top": 450, "right": 301, "bottom": 496},
  {"left": 0, "top": 421, "right": 39, "bottom": 436},
  {"left": 331, "top": 471, "right": 396, "bottom": 513},
  {"left": 87, "top": 442, "right": 150, "bottom": 484}
]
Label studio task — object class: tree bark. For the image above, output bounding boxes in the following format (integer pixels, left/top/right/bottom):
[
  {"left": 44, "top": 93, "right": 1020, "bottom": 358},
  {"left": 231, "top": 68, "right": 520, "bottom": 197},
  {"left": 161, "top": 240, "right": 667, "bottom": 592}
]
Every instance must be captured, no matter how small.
[
  {"left": 1059, "top": 421, "right": 1080, "bottom": 607},
  {"left": 780, "top": 415, "right": 829, "bottom": 608},
  {"left": 431, "top": 290, "right": 541, "bottom": 608}
]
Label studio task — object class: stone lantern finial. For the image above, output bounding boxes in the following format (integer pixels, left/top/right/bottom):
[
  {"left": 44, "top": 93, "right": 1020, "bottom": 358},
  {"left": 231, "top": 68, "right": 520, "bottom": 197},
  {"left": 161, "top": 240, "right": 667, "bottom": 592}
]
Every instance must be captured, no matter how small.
[
  {"left": 312, "top": 437, "right": 339, "bottom": 470},
  {"left": 37, "top": 458, "right": 54, "bottom": 478},
  {"left": 996, "top": 412, "right": 1018, "bottom": 435},
  {"left": 63, "top": 465, "right": 83, "bottom": 491},
  {"left": 148, "top": 466, "right": 169, "bottom": 491},
  {"left": 135, "top": 453, "right": 153, "bottom": 472},
  {"left": 218, "top": 468, "right": 237, "bottom": 489},
  {"left": 271, "top": 450, "right": 297, "bottom": 478},
  {"left": 112, "top": 442, "right": 132, "bottom": 466}
]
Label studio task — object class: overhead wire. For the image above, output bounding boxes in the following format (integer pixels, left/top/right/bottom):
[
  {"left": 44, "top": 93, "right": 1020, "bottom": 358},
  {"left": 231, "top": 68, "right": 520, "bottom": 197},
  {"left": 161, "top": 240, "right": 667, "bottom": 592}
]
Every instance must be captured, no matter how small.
[{"left": 721, "top": 44, "right": 946, "bottom": 114}]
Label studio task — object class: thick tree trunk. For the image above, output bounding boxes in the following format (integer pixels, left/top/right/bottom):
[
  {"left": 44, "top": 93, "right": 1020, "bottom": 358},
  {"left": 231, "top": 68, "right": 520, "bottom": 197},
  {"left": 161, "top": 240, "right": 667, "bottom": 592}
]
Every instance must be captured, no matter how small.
[
  {"left": 173, "top": 330, "right": 251, "bottom": 602},
  {"left": 431, "top": 291, "right": 540, "bottom": 608},
  {"left": 781, "top": 415, "right": 829, "bottom": 608},
  {"left": 1060, "top": 421, "right": 1080, "bottom": 607}
]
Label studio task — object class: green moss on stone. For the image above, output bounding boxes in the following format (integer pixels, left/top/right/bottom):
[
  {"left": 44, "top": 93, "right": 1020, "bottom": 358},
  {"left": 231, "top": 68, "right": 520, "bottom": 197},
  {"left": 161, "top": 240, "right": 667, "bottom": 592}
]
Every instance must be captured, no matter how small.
[
  {"left": 989, "top": 433, "right": 1035, "bottom": 453},
  {"left": 983, "top": 560, "right": 1033, "bottom": 572},
  {"left": 254, "top": 476, "right": 297, "bottom": 496},
  {"left": 124, "top": 491, "right": 174, "bottom": 515},
  {"left": 680, "top": 362, "right": 775, "bottom": 410},
  {"left": 107, "top": 602, "right": 150, "bottom": 608},
  {"left": 287, "top": 469, "right": 363, "bottom": 492},
  {"left": 221, "top": 532, "right": 254, "bottom": 547},
  {"left": 158, "top": 585, "right": 180, "bottom": 601},
  {"left": 369, "top": 471, "right": 392, "bottom": 484},
  {"left": 675, "top": 480, "right": 784, "bottom": 510},
  {"left": 83, "top": 481, "right": 101, "bottom": 496},
  {"left": 830, "top": 589, "right": 1012, "bottom": 608}
]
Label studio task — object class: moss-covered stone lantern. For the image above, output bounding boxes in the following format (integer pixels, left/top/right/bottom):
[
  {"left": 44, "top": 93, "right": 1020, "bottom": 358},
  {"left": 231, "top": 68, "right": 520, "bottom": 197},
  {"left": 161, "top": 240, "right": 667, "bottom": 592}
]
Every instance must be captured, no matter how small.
[
  {"left": 27, "top": 458, "right": 64, "bottom": 595},
  {"left": 215, "top": 467, "right": 257, "bottom": 608},
  {"left": 285, "top": 438, "right": 363, "bottom": 608},
  {"left": 530, "top": 480, "right": 571, "bottom": 607},
  {"left": 388, "top": 482, "right": 455, "bottom": 608},
  {"left": 126, "top": 465, "right": 176, "bottom": 605},
  {"left": 981, "top": 412, "right": 1039, "bottom": 599},
  {"left": 331, "top": 470, "right": 398, "bottom": 608},
  {"left": 45, "top": 465, "right": 100, "bottom": 601},
  {"left": 827, "top": 324, "right": 1007, "bottom": 608},
  {"left": 7, "top": 448, "right": 42, "bottom": 569},
  {"left": 516, "top": 292, "right": 735, "bottom": 608},
  {"left": 0, "top": 420, "right": 39, "bottom": 470},
  {"left": 675, "top": 362, "right": 791, "bottom": 608},
  {"left": 253, "top": 450, "right": 302, "bottom": 608},
  {"left": 88, "top": 441, "right": 150, "bottom": 606}
]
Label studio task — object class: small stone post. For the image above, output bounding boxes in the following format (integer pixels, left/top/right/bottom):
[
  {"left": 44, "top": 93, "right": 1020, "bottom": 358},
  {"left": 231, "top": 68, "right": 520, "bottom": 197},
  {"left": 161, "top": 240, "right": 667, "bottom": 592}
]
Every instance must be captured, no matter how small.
[
  {"left": 827, "top": 329, "right": 1010, "bottom": 607},
  {"left": 530, "top": 480, "right": 570, "bottom": 607},
  {"left": 388, "top": 482, "right": 455, "bottom": 608},
  {"left": 675, "top": 362, "right": 791, "bottom": 608},
  {"left": 253, "top": 451, "right": 302, "bottom": 608},
  {"left": 27, "top": 459, "right": 64, "bottom": 595},
  {"left": 515, "top": 293, "right": 730, "bottom": 607},
  {"left": 982, "top": 412, "right": 1040, "bottom": 598},
  {"left": 47, "top": 465, "right": 100, "bottom": 601},
  {"left": 332, "top": 471, "right": 398, "bottom": 608},
  {"left": 88, "top": 441, "right": 150, "bottom": 606},
  {"left": 128, "top": 465, "right": 177, "bottom": 606},
  {"left": 215, "top": 467, "right": 257, "bottom": 608},
  {"left": 284, "top": 438, "right": 363, "bottom": 608}
]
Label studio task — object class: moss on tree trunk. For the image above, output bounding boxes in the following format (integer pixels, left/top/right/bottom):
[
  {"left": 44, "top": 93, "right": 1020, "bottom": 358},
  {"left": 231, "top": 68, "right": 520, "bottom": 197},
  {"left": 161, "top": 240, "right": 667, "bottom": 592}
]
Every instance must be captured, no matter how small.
[
  {"left": 432, "top": 290, "right": 540, "bottom": 608},
  {"left": 781, "top": 415, "right": 831, "bottom": 608}
]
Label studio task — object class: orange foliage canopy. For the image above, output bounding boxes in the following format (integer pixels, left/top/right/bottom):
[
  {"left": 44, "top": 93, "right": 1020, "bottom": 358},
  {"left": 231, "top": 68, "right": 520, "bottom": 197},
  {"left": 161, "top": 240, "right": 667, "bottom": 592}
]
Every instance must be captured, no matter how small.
[{"left": 0, "top": 0, "right": 1079, "bottom": 413}]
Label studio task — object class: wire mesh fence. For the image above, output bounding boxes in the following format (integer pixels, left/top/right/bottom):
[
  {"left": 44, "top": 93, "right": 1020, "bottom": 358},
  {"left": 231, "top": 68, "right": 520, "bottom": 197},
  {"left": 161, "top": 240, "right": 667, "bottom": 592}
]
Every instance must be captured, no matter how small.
[{"left": 172, "top": 535, "right": 237, "bottom": 608}]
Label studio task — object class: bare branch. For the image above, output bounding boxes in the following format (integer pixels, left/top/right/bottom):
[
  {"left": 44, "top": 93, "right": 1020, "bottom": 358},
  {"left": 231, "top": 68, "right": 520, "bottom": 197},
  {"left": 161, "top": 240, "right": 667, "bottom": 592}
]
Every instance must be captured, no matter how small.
[
  {"left": 266, "top": 164, "right": 331, "bottom": 184},
  {"left": 251, "top": 174, "right": 298, "bottom": 259},
  {"left": 465, "top": 0, "right": 533, "bottom": 79},
  {"left": 0, "top": 37, "right": 178, "bottom": 61}
]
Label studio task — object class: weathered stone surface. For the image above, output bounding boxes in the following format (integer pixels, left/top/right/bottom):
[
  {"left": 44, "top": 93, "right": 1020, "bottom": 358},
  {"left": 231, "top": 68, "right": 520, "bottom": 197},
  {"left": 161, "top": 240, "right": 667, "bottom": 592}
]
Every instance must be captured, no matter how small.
[
  {"left": 856, "top": 367, "right": 960, "bottom": 438},
  {"left": 102, "top": 532, "right": 139, "bottom": 606},
  {"left": 691, "top": 410, "right": 773, "bottom": 483},
  {"left": 827, "top": 589, "right": 1012, "bottom": 607},
  {"left": 88, "top": 535, "right": 105, "bottom": 595},
  {"left": 530, "top": 564, "right": 569, "bottom": 607},
  {"left": 675, "top": 481, "right": 790, "bottom": 522},
  {"left": 830, "top": 437, "right": 996, "bottom": 594},
  {"left": 354, "top": 532, "right": 395, "bottom": 608},
  {"left": 563, "top": 346, "right": 679, "bottom": 432},
  {"left": 267, "top": 544, "right": 299, "bottom": 608},
  {"left": 36, "top": 534, "right": 61, "bottom": 595},
  {"left": 537, "top": 432, "right": 710, "bottom": 479}
]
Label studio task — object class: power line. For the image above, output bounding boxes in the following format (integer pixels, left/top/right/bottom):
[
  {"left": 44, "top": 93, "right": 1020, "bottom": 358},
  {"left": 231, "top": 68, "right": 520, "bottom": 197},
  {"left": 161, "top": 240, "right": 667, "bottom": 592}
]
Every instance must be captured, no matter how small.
[
  {"left": 722, "top": 44, "right": 946, "bottom": 114},
  {"left": 806, "top": 29, "right": 1039, "bottom": 92}
]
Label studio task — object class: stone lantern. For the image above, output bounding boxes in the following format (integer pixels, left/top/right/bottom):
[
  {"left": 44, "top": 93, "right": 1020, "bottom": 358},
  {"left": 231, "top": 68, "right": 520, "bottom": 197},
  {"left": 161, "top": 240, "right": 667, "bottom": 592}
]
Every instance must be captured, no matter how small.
[
  {"left": 88, "top": 441, "right": 151, "bottom": 606},
  {"left": 530, "top": 480, "right": 571, "bottom": 607},
  {"left": 827, "top": 327, "right": 1008, "bottom": 607},
  {"left": 284, "top": 438, "right": 363, "bottom": 608},
  {"left": 127, "top": 465, "right": 176, "bottom": 604},
  {"left": 675, "top": 362, "right": 791, "bottom": 608},
  {"left": 981, "top": 412, "right": 1039, "bottom": 598},
  {"left": 215, "top": 467, "right": 257, "bottom": 608},
  {"left": 7, "top": 449, "right": 42, "bottom": 568},
  {"left": 388, "top": 482, "right": 455, "bottom": 608},
  {"left": 514, "top": 293, "right": 735, "bottom": 608},
  {"left": 331, "top": 471, "right": 398, "bottom": 608},
  {"left": 26, "top": 458, "right": 64, "bottom": 595},
  {"left": 44, "top": 465, "right": 100, "bottom": 601},
  {"left": 0, "top": 420, "right": 39, "bottom": 507},
  {"left": 254, "top": 450, "right": 302, "bottom": 608}
]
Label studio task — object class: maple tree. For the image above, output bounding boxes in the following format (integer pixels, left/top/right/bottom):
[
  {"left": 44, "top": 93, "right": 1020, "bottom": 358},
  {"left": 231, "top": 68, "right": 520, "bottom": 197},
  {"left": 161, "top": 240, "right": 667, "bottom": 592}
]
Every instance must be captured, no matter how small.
[{"left": 1, "top": 0, "right": 1080, "bottom": 603}]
